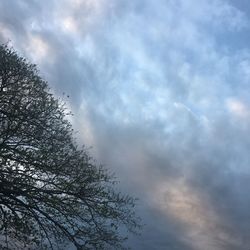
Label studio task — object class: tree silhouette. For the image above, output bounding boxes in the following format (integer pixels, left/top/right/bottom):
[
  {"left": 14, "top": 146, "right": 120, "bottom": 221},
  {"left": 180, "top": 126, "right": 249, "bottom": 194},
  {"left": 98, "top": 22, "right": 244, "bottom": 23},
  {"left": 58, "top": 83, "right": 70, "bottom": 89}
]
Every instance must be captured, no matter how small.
[{"left": 0, "top": 44, "right": 139, "bottom": 249}]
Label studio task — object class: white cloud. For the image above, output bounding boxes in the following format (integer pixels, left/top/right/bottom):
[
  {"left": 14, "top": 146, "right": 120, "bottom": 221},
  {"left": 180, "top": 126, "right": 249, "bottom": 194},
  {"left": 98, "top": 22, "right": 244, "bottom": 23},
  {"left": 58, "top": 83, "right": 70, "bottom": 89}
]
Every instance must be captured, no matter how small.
[
  {"left": 27, "top": 35, "right": 51, "bottom": 62},
  {"left": 226, "top": 98, "right": 249, "bottom": 118}
]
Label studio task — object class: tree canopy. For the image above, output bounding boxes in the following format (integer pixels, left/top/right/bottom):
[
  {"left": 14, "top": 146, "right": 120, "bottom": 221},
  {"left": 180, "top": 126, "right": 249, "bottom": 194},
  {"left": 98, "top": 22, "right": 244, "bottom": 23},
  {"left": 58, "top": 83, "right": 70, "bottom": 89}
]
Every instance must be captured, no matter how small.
[{"left": 0, "top": 44, "right": 139, "bottom": 249}]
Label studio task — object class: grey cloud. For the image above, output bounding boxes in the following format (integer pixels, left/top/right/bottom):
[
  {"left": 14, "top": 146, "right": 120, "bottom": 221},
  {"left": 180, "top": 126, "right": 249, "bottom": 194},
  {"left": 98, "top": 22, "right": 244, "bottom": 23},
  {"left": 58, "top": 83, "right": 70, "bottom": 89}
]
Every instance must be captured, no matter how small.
[{"left": 1, "top": 0, "right": 250, "bottom": 249}]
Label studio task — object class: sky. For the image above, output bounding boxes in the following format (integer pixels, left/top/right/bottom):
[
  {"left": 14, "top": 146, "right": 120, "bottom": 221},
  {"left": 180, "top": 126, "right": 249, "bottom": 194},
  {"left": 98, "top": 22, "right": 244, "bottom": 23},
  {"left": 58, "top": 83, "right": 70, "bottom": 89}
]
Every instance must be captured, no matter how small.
[{"left": 1, "top": 0, "right": 250, "bottom": 249}]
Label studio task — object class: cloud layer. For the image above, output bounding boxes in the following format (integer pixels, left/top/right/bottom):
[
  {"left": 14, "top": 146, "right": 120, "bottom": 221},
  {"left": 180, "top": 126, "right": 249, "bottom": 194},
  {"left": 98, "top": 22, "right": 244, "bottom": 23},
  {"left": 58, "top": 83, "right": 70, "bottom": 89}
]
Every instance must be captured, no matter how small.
[{"left": 1, "top": 0, "right": 250, "bottom": 249}]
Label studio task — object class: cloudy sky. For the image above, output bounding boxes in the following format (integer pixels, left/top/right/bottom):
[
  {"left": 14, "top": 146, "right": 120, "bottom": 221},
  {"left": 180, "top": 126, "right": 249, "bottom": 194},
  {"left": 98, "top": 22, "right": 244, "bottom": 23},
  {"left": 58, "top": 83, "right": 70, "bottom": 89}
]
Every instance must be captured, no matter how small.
[{"left": 1, "top": 0, "right": 250, "bottom": 249}]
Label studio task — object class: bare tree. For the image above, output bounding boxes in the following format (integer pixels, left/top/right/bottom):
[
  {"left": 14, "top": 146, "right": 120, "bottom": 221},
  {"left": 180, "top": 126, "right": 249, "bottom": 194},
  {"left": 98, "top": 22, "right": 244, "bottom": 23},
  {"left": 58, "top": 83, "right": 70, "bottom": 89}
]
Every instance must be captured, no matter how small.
[{"left": 0, "top": 44, "right": 140, "bottom": 249}]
